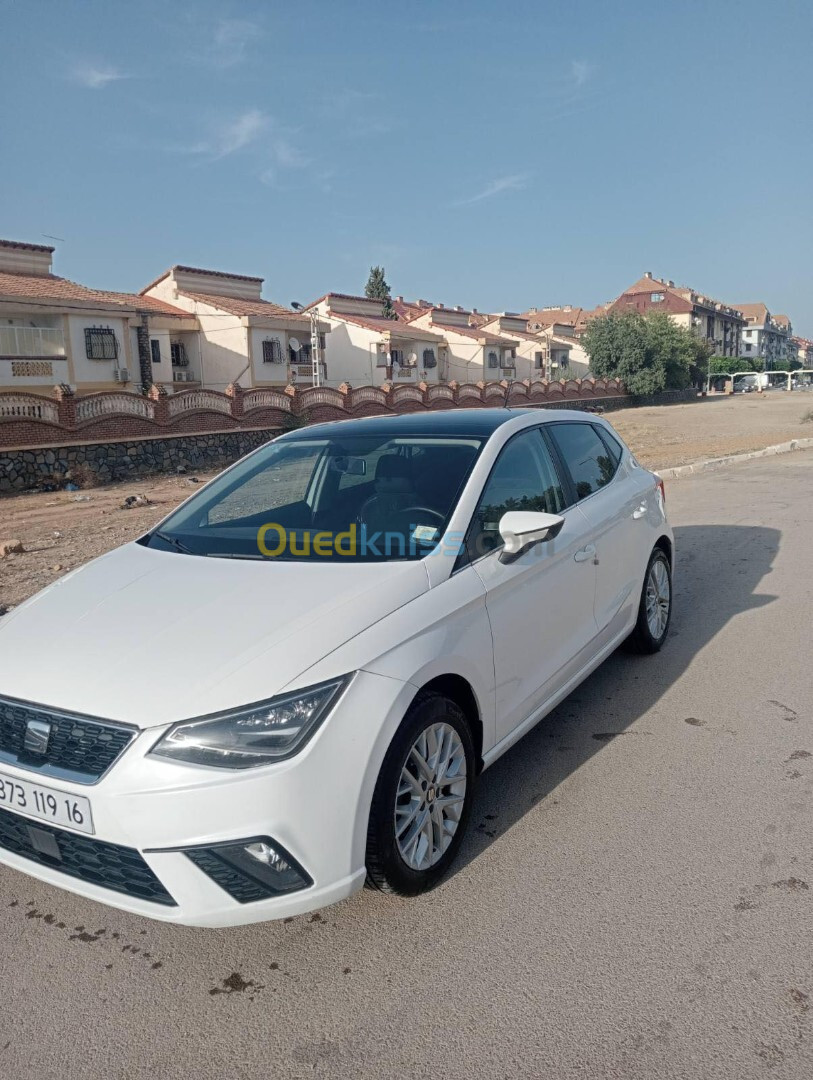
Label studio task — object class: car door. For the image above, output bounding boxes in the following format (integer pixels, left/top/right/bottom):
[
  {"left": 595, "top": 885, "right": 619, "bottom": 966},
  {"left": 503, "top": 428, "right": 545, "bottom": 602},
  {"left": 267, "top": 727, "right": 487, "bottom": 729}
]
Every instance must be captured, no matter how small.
[
  {"left": 546, "top": 421, "right": 645, "bottom": 642},
  {"left": 464, "top": 427, "right": 599, "bottom": 744}
]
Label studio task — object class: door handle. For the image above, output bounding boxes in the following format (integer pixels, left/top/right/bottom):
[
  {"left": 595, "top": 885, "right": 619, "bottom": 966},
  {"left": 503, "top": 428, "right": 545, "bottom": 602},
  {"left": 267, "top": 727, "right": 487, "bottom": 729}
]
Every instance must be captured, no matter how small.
[
  {"left": 632, "top": 505, "right": 647, "bottom": 519},
  {"left": 574, "top": 544, "right": 596, "bottom": 563}
]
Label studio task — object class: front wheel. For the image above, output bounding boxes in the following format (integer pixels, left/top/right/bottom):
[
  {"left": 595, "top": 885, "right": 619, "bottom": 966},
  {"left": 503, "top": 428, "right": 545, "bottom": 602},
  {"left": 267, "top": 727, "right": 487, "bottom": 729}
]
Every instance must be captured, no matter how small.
[
  {"left": 627, "top": 547, "right": 672, "bottom": 654},
  {"left": 365, "top": 692, "right": 475, "bottom": 895}
]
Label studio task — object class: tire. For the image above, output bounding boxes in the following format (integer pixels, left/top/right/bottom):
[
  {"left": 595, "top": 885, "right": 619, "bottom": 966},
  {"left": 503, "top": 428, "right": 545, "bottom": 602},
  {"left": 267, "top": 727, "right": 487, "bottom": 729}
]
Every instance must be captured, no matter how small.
[
  {"left": 627, "top": 546, "right": 672, "bottom": 654},
  {"left": 365, "top": 691, "right": 475, "bottom": 896}
]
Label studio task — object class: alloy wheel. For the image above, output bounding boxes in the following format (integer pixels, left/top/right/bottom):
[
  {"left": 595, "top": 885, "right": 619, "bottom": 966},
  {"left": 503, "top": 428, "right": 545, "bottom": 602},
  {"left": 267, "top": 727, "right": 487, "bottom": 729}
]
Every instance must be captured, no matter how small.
[
  {"left": 645, "top": 557, "right": 671, "bottom": 640},
  {"left": 394, "top": 722, "right": 467, "bottom": 872}
]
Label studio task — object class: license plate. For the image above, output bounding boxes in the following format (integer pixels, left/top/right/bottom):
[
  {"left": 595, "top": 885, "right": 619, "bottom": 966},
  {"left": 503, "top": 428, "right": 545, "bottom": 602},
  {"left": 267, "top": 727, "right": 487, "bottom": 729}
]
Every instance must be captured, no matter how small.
[{"left": 0, "top": 770, "right": 94, "bottom": 835}]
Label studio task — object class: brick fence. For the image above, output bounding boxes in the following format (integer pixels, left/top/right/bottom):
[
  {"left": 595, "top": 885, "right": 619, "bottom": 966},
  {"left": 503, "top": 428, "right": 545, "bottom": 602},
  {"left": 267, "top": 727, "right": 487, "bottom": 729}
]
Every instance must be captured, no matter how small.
[{"left": 0, "top": 377, "right": 626, "bottom": 450}]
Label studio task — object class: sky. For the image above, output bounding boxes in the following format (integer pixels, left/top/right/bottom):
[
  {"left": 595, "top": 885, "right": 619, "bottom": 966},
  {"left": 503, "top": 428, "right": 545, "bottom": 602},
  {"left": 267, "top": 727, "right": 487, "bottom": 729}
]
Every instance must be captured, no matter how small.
[{"left": 1, "top": 0, "right": 812, "bottom": 333}]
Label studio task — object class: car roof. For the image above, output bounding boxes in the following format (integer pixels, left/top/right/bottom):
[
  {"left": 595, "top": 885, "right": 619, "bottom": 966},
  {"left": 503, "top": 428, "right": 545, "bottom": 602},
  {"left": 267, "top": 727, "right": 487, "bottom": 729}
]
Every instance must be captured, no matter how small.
[{"left": 279, "top": 407, "right": 599, "bottom": 441}]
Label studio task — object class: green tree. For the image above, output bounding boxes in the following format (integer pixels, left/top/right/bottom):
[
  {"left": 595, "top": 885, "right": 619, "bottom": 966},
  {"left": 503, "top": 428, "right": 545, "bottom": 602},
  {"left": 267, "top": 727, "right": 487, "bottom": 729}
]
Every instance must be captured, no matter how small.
[
  {"left": 582, "top": 310, "right": 697, "bottom": 395},
  {"left": 364, "top": 265, "right": 397, "bottom": 319},
  {"left": 708, "top": 355, "right": 759, "bottom": 375}
]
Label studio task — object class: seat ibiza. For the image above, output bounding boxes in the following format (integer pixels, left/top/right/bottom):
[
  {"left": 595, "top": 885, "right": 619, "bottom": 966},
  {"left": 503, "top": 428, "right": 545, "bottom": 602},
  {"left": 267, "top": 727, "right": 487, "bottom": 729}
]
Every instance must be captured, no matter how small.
[{"left": 0, "top": 409, "right": 672, "bottom": 925}]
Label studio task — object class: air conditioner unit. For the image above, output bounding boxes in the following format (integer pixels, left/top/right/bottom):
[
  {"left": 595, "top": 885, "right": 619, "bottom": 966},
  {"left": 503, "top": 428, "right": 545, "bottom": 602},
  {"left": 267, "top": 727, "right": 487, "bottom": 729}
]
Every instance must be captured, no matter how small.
[{"left": 114, "top": 368, "right": 130, "bottom": 383}]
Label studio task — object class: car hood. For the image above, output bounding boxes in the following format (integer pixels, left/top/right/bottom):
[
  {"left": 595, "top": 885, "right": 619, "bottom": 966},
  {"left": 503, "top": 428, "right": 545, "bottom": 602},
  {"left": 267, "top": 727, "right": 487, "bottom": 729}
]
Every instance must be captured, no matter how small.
[{"left": 0, "top": 543, "right": 428, "bottom": 728}]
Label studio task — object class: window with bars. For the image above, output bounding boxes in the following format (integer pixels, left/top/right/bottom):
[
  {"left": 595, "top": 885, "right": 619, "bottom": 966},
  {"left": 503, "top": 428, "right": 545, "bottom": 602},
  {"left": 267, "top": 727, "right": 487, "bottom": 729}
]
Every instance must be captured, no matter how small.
[
  {"left": 150, "top": 339, "right": 162, "bottom": 364},
  {"left": 170, "top": 342, "right": 189, "bottom": 367},
  {"left": 85, "top": 327, "right": 118, "bottom": 360},
  {"left": 390, "top": 348, "right": 404, "bottom": 366},
  {"left": 262, "top": 338, "right": 283, "bottom": 364},
  {"left": 487, "top": 350, "right": 499, "bottom": 369},
  {"left": 289, "top": 341, "right": 312, "bottom": 365},
  {"left": 422, "top": 348, "right": 437, "bottom": 369}
]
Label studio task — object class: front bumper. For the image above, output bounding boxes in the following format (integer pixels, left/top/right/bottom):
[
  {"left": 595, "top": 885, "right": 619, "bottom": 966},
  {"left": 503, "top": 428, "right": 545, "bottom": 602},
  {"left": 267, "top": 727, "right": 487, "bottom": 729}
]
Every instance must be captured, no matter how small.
[{"left": 0, "top": 670, "right": 415, "bottom": 926}]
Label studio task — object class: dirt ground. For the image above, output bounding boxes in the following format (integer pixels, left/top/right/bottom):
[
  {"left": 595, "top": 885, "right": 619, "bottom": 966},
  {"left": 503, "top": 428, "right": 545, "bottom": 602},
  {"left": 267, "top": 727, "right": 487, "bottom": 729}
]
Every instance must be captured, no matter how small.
[{"left": 1, "top": 393, "right": 811, "bottom": 612}]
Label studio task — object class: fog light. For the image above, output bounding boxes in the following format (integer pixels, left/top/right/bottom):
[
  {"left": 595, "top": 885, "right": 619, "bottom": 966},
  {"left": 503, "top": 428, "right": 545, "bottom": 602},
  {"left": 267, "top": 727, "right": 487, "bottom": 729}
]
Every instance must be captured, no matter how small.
[
  {"left": 244, "top": 841, "right": 291, "bottom": 872},
  {"left": 185, "top": 836, "right": 312, "bottom": 903}
]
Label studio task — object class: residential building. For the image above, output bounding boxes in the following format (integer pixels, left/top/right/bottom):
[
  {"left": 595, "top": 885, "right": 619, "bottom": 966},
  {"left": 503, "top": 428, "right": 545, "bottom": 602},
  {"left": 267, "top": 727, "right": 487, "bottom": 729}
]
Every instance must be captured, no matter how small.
[
  {"left": 734, "top": 304, "right": 792, "bottom": 368},
  {"left": 523, "top": 304, "right": 607, "bottom": 373},
  {"left": 611, "top": 273, "right": 745, "bottom": 357},
  {"left": 478, "top": 312, "right": 589, "bottom": 379},
  {"left": 0, "top": 239, "right": 195, "bottom": 395},
  {"left": 305, "top": 293, "right": 448, "bottom": 386},
  {"left": 790, "top": 336, "right": 813, "bottom": 367},
  {"left": 141, "top": 265, "right": 329, "bottom": 391},
  {"left": 404, "top": 304, "right": 519, "bottom": 382}
]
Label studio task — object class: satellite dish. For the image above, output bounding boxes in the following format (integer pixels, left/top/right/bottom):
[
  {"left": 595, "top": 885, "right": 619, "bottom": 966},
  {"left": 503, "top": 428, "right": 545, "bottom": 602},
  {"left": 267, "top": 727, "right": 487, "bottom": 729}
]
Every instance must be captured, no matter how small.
[
  {"left": 289, "top": 337, "right": 302, "bottom": 353},
  {"left": 409, "top": 352, "right": 418, "bottom": 365}
]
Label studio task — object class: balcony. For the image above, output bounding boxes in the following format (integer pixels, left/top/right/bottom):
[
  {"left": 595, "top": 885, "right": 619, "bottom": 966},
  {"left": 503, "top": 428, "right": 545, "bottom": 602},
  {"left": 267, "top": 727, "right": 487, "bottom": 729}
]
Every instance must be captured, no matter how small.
[{"left": 0, "top": 326, "right": 66, "bottom": 358}]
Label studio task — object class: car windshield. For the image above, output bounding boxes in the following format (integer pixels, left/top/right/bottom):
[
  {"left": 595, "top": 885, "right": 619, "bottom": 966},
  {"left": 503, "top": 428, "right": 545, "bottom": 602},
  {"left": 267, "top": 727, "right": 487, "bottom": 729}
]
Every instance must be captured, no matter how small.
[{"left": 145, "top": 433, "right": 485, "bottom": 561}]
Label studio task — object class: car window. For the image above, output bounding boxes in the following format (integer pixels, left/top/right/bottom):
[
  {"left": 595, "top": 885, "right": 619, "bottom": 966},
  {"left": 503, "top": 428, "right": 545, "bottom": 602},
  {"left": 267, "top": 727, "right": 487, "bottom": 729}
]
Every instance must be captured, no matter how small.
[
  {"left": 208, "top": 443, "right": 325, "bottom": 525},
  {"left": 148, "top": 434, "right": 484, "bottom": 561},
  {"left": 595, "top": 424, "right": 623, "bottom": 467},
  {"left": 549, "top": 422, "right": 618, "bottom": 500},
  {"left": 466, "top": 428, "right": 566, "bottom": 560}
]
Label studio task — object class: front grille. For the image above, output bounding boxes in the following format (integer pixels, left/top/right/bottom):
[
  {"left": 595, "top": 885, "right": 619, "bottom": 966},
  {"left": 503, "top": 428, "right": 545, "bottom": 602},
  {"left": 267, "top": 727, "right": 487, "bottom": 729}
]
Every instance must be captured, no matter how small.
[
  {"left": 0, "top": 697, "right": 136, "bottom": 784},
  {"left": 0, "top": 805, "right": 176, "bottom": 906}
]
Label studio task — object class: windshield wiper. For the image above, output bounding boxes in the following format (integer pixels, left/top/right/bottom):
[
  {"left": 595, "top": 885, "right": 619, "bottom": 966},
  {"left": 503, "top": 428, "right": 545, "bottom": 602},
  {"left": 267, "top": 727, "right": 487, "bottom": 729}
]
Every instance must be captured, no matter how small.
[
  {"left": 204, "top": 551, "right": 265, "bottom": 560},
  {"left": 153, "top": 531, "right": 196, "bottom": 555}
]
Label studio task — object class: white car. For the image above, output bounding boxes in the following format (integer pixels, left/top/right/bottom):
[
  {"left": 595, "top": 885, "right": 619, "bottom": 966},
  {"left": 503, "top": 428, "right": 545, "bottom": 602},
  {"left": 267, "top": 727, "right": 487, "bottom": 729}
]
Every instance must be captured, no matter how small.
[{"left": 0, "top": 409, "right": 672, "bottom": 926}]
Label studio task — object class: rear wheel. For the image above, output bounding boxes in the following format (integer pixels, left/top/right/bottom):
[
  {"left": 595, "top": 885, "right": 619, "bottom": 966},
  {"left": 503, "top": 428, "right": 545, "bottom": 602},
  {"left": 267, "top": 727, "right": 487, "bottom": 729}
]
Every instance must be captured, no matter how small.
[
  {"left": 627, "top": 547, "right": 672, "bottom": 654},
  {"left": 365, "top": 691, "right": 475, "bottom": 895}
]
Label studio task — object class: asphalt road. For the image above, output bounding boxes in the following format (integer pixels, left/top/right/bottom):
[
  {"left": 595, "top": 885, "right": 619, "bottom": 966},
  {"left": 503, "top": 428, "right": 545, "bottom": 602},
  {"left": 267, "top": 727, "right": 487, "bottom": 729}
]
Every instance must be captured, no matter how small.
[{"left": 2, "top": 451, "right": 812, "bottom": 1079}]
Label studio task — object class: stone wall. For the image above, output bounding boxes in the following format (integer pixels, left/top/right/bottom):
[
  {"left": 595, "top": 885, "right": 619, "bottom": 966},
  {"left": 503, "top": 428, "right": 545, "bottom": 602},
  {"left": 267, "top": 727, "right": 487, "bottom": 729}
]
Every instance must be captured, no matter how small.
[{"left": 0, "top": 429, "right": 277, "bottom": 493}]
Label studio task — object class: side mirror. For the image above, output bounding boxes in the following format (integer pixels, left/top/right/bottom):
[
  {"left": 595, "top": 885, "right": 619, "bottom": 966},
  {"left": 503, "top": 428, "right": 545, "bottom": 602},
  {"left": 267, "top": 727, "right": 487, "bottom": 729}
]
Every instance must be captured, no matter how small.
[{"left": 498, "top": 510, "right": 564, "bottom": 562}]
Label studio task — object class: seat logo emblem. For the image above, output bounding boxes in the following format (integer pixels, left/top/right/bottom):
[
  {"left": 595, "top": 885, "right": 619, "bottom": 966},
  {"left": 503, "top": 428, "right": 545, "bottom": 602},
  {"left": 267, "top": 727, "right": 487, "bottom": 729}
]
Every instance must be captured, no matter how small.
[{"left": 23, "top": 719, "right": 52, "bottom": 755}]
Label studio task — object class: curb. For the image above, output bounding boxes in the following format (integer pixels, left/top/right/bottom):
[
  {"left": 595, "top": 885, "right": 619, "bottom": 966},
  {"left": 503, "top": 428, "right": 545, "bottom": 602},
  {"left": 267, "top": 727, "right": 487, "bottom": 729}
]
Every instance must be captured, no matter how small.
[{"left": 658, "top": 437, "right": 813, "bottom": 479}]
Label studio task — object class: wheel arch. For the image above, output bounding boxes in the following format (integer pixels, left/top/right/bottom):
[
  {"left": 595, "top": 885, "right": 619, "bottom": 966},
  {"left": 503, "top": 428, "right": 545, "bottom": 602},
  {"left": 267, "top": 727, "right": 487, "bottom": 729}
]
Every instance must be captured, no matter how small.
[
  {"left": 654, "top": 533, "right": 672, "bottom": 566},
  {"left": 409, "top": 673, "right": 484, "bottom": 773}
]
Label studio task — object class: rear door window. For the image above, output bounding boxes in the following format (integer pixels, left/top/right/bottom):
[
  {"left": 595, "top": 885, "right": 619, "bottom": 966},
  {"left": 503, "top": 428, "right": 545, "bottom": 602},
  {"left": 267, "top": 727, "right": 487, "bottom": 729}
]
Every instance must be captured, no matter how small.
[{"left": 548, "top": 422, "right": 618, "bottom": 501}]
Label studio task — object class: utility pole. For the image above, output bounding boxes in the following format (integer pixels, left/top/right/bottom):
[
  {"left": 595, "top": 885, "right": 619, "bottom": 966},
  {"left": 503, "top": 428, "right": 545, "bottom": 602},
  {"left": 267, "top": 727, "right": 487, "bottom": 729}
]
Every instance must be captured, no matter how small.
[{"left": 291, "top": 302, "right": 322, "bottom": 387}]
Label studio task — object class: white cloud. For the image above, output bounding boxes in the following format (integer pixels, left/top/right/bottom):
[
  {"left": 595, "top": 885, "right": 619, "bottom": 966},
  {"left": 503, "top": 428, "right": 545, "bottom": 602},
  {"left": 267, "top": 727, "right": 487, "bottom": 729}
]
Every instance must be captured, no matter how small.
[
  {"left": 71, "top": 64, "right": 127, "bottom": 89},
  {"left": 210, "top": 18, "right": 258, "bottom": 69},
  {"left": 571, "top": 59, "right": 592, "bottom": 87},
  {"left": 185, "top": 109, "right": 268, "bottom": 160},
  {"left": 272, "top": 138, "right": 308, "bottom": 169},
  {"left": 259, "top": 136, "right": 310, "bottom": 185},
  {"left": 456, "top": 173, "right": 530, "bottom": 206}
]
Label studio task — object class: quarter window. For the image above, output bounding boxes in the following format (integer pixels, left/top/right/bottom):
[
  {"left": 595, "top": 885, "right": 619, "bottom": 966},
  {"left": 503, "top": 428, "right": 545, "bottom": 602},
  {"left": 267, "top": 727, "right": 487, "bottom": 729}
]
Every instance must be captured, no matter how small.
[
  {"left": 549, "top": 423, "right": 618, "bottom": 500},
  {"left": 467, "top": 429, "right": 565, "bottom": 560}
]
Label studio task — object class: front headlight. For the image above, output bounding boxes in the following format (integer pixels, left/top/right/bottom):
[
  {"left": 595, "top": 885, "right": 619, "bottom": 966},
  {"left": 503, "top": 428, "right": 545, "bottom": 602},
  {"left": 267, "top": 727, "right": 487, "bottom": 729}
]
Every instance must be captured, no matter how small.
[{"left": 149, "top": 675, "right": 351, "bottom": 769}]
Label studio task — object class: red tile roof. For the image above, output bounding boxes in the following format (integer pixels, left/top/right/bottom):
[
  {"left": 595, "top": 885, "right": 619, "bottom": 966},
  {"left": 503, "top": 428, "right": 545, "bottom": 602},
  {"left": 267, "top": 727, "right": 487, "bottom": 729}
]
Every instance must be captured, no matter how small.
[
  {"left": 0, "top": 271, "right": 190, "bottom": 316},
  {"left": 522, "top": 306, "right": 592, "bottom": 330},
  {"left": 326, "top": 310, "right": 445, "bottom": 340},
  {"left": 428, "top": 319, "right": 516, "bottom": 345},
  {"left": 178, "top": 290, "right": 309, "bottom": 320},
  {"left": 734, "top": 302, "right": 769, "bottom": 324}
]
